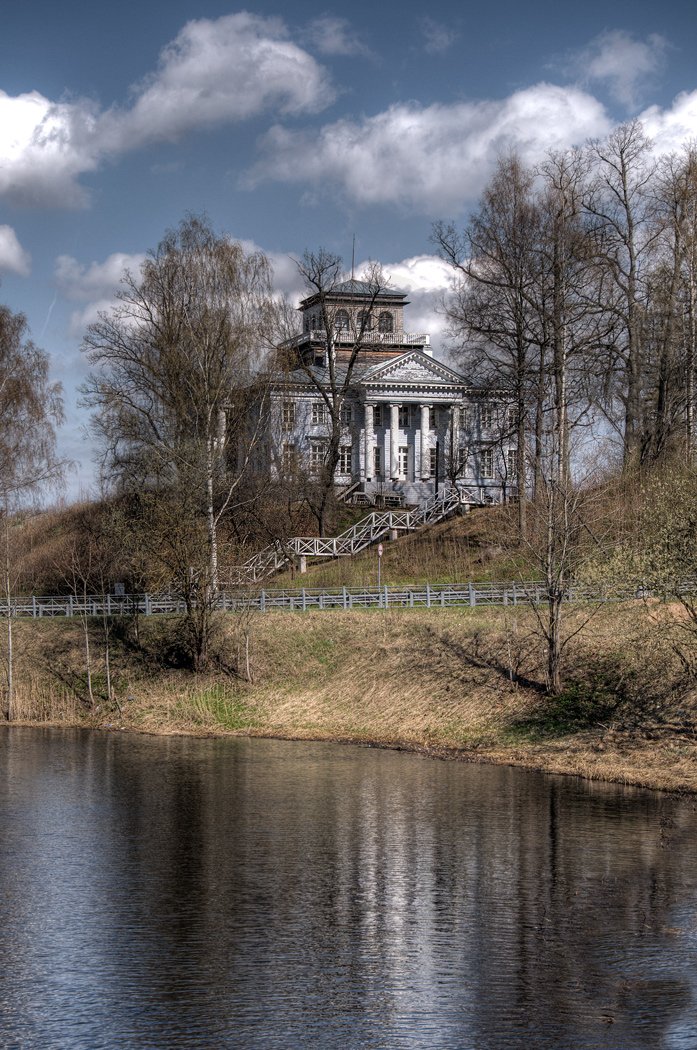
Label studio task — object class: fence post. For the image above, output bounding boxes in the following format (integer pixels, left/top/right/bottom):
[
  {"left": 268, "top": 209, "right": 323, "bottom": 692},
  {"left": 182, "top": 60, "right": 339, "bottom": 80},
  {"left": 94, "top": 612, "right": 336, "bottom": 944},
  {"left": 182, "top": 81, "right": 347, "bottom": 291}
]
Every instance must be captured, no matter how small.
[
  {"left": 32, "top": 596, "right": 37, "bottom": 619},
  {"left": 426, "top": 583, "right": 431, "bottom": 608},
  {"left": 68, "top": 594, "right": 73, "bottom": 618},
  {"left": 301, "top": 588, "right": 306, "bottom": 612},
  {"left": 260, "top": 590, "right": 266, "bottom": 613},
  {"left": 145, "top": 593, "right": 151, "bottom": 616},
  {"left": 468, "top": 582, "right": 476, "bottom": 607},
  {"left": 384, "top": 585, "right": 389, "bottom": 608},
  {"left": 342, "top": 586, "right": 348, "bottom": 610},
  {"left": 512, "top": 583, "right": 517, "bottom": 606}
]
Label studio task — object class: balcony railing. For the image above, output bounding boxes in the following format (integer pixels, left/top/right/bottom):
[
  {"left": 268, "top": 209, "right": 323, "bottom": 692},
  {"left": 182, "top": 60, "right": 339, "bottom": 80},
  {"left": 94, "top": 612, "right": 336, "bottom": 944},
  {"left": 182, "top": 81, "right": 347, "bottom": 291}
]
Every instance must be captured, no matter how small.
[{"left": 288, "top": 330, "right": 430, "bottom": 348}]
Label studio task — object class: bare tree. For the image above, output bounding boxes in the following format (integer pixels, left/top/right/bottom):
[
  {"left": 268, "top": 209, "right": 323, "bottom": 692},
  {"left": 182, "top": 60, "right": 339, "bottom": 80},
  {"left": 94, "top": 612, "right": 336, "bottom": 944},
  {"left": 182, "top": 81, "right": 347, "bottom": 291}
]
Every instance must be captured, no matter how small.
[
  {"left": 584, "top": 121, "right": 661, "bottom": 469},
  {"left": 81, "top": 217, "right": 281, "bottom": 669},
  {"left": 292, "top": 249, "right": 387, "bottom": 535},
  {"left": 0, "top": 303, "right": 63, "bottom": 719},
  {"left": 434, "top": 153, "right": 542, "bottom": 540}
]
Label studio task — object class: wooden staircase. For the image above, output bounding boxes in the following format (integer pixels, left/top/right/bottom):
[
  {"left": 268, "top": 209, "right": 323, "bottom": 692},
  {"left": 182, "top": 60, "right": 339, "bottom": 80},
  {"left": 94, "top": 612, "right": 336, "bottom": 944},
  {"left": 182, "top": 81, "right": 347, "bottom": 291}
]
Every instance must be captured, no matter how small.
[{"left": 225, "top": 484, "right": 466, "bottom": 586}]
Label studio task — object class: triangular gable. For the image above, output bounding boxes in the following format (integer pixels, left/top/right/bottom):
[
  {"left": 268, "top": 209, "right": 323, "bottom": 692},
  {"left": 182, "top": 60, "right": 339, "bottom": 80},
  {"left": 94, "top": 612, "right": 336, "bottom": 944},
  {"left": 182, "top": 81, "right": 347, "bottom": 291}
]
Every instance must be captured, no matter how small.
[{"left": 361, "top": 350, "right": 464, "bottom": 387}]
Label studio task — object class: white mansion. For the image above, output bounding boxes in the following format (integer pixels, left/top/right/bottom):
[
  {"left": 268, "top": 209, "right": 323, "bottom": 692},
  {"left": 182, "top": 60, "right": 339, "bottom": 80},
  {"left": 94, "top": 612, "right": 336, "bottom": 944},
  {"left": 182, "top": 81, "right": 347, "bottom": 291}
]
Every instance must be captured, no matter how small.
[{"left": 267, "top": 279, "right": 517, "bottom": 508}]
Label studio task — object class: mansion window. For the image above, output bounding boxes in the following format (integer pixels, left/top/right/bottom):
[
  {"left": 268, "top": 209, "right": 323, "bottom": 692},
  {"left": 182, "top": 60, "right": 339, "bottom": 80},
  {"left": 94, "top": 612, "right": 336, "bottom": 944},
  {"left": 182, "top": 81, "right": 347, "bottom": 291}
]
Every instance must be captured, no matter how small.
[
  {"left": 335, "top": 309, "right": 350, "bottom": 331},
  {"left": 373, "top": 446, "right": 382, "bottom": 478},
  {"left": 357, "top": 310, "right": 372, "bottom": 331},
  {"left": 429, "top": 447, "right": 437, "bottom": 478},
  {"left": 337, "top": 445, "right": 353, "bottom": 475},
  {"left": 457, "top": 446, "right": 468, "bottom": 472},
  {"left": 311, "top": 401, "right": 327, "bottom": 425},
  {"left": 309, "top": 440, "right": 326, "bottom": 475},
  {"left": 378, "top": 311, "right": 394, "bottom": 333},
  {"left": 480, "top": 447, "right": 494, "bottom": 479},
  {"left": 282, "top": 443, "right": 298, "bottom": 475},
  {"left": 507, "top": 448, "right": 518, "bottom": 478},
  {"left": 282, "top": 400, "right": 296, "bottom": 428},
  {"left": 429, "top": 407, "right": 436, "bottom": 430},
  {"left": 480, "top": 404, "right": 494, "bottom": 429},
  {"left": 398, "top": 405, "right": 410, "bottom": 428},
  {"left": 373, "top": 404, "right": 383, "bottom": 427},
  {"left": 398, "top": 446, "right": 409, "bottom": 477},
  {"left": 341, "top": 403, "right": 352, "bottom": 424},
  {"left": 507, "top": 406, "right": 518, "bottom": 431},
  {"left": 459, "top": 406, "right": 470, "bottom": 429}
]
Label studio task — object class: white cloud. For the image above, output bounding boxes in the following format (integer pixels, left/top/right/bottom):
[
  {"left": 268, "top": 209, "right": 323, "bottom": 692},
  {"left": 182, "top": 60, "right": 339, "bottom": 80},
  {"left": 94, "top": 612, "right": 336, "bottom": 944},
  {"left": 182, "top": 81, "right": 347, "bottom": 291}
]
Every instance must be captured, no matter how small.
[
  {"left": 419, "top": 17, "right": 458, "bottom": 56},
  {"left": 101, "top": 13, "right": 334, "bottom": 152},
  {"left": 247, "top": 84, "right": 612, "bottom": 214},
  {"left": 640, "top": 90, "right": 697, "bottom": 154},
  {"left": 55, "top": 251, "right": 147, "bottom": 334},
  {"left": 0, "top": 90, "right": 100, "bottom": 206},
  {"left": 0, "top": 14, "right": 333, "bottom": 207},
  {"left": 0, "top": 225, "right": 31, "bottom": 276},
  {"left": 571, "top": 30, "right": 668, "bottom": 108},
  {"left": 307, "top": 16, "right": 370, "bottom": 57}
]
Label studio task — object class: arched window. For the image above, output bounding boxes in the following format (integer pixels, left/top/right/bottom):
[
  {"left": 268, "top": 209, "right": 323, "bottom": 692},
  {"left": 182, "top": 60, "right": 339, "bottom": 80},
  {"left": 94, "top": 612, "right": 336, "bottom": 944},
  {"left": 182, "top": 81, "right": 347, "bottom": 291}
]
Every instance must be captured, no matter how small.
[
  {"left": 335, "top": 309, "right": 350, "bottom": 331},
  {"left": 358, "top": 310, "right": 373, "bottom": 331},
  {"left": 378, "top": 311, "right": 394, "bottom": 333}
]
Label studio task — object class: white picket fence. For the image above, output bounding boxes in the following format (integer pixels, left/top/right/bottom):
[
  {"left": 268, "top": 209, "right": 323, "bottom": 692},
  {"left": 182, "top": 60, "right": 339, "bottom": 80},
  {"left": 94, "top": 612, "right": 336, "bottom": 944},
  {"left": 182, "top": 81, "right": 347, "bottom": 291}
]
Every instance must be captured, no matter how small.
[{"left": 0, "top": 579, "right": 649, "bottom": 619}]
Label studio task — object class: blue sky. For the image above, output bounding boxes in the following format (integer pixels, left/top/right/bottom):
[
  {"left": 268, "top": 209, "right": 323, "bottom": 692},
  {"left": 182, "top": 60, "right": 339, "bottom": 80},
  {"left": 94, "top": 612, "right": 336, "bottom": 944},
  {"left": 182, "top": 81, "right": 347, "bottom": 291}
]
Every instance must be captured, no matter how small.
[{"left": 2, "top": 1, "right": 697, "bottom": 497}]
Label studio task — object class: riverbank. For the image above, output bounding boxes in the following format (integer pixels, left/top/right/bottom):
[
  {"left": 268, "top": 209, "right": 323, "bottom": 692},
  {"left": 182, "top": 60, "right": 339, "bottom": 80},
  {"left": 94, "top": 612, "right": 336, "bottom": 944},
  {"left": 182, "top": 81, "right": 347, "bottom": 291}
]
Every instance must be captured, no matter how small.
[{"left": 5, "top": 603, "right": 697, "bottom": 793}]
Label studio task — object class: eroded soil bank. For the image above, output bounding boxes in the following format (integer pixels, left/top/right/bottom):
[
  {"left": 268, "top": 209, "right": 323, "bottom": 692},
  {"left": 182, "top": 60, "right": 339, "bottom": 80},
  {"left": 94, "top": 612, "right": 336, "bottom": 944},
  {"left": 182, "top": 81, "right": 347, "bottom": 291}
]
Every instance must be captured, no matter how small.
[{"left": 6, "top": 603, "right": 697, "bottom": 794}]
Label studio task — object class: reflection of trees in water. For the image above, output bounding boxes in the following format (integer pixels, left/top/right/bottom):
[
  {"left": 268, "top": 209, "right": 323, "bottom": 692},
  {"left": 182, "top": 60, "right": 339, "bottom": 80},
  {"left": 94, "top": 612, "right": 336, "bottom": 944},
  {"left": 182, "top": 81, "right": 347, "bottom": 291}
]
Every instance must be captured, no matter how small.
[{"left": 2, "top": 732, "right": 697, "bottom": 1047}]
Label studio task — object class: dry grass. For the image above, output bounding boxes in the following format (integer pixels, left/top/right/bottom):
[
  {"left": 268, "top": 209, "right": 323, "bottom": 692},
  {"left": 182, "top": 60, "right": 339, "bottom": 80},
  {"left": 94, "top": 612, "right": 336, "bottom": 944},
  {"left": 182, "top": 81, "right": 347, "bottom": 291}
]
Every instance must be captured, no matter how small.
[{"left": 3, "top": 602, "right": 697, "bottom": 793}]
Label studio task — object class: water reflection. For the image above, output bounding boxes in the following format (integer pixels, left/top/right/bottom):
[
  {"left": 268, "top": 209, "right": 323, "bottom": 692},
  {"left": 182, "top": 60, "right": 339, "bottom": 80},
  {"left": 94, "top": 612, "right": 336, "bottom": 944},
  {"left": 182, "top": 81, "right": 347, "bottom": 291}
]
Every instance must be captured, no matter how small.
[{"left": 1, "top": 728, "right": 696, "bottom": 1048}]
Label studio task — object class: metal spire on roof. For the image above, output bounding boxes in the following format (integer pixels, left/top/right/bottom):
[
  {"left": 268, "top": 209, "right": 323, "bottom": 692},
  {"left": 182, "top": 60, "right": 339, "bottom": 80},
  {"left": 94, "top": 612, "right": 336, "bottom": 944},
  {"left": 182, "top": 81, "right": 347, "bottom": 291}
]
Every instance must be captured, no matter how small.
[{"left": 351, "top": 234, "right": 355, "bottom": 281}]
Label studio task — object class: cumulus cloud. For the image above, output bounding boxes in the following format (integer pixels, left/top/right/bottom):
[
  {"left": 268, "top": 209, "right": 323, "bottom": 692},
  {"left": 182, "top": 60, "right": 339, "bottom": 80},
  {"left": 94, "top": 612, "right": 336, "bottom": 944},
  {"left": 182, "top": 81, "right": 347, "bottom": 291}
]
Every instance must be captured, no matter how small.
[
  {"left": 0, "top": 90, "right": 100, "bottom": 206},
  {"left": 0, "top": 225, "right": 31, "bottom": 276},
  {"left": 640, "top": 89, "right": 697, "bottom": 154},
  {"left": 55, "top": 251, "right": 147, "bottom": 333},
  {"left": 247, "top": 84, "right": 612, "bottom": 214},
  {"left": 570, "top": 30, "right": 668, "bottom": 108},
  {"left": 101, "top": 13, "right": 334, "bottom": 152},
  {"left": 306, "top": 16, "right": 370, "bottom": 57},
  {"left": 418, "top": 17, "right": 458, "bottom": 56},
  {"left": 0, "top": 14, "right": 333, "bottom": 207}
]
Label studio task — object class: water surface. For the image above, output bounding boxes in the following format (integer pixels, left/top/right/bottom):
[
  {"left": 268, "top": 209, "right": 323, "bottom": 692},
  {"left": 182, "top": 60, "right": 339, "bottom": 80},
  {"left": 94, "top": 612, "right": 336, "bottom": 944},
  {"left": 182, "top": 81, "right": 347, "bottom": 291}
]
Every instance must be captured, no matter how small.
[{"left": 1, "top": 727, "right": 696, "bottom": 1048}]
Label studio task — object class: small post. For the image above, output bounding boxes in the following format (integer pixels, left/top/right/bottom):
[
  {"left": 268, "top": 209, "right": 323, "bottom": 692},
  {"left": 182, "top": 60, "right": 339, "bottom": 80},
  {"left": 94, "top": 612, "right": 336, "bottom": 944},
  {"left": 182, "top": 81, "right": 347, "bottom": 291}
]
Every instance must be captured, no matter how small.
[
  {"left": 260, "top": 590, "right": 266, "bottom": 613},
  {"left": 468, "top": 582, "right": 476, "bottom": 607},
  {"left": 32, "top": 596, "right": 37, "bottom": 619},
  {"left": 144, "top": 593, "right": 151, "bottom": 617},
  {"left": 301, "top": 588, "right": 307, "bottom": 612},
  {"left": 342, "top": 586, "right": 348, "bottom": 610},
  {"left": 426, "top": 583, "right": 431, "bottom": 608},
  {"left": 299, "top": 555, "right": 307, "bottom": 575}
]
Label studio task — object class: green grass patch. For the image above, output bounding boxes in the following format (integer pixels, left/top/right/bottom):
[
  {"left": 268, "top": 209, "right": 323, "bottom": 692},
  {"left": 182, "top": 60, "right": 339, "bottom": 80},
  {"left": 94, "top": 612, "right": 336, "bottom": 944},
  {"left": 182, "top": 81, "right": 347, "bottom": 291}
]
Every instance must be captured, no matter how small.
[
  {"left": 187, "top": 683, "right": 259, "bottom": 731},
  {"left": 504, "top": 678, "right": 621, "bottom": 742}
]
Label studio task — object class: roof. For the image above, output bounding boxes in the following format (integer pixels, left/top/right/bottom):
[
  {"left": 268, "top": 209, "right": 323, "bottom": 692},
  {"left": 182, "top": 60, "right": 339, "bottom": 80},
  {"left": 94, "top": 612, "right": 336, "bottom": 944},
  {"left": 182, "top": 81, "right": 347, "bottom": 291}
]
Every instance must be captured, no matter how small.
[
  {"left": 299, "top": 279, "right": 408, "bottom": 310},
  {"left": 333, "top": 279, "right": 407, "bottom": 297}
]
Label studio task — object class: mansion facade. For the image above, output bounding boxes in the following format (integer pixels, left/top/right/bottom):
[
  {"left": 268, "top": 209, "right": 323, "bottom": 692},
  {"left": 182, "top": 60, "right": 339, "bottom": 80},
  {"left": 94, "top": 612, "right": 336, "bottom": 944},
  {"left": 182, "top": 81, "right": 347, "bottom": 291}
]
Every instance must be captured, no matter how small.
[{"left": 266, "top": 280, "right": 517, "bottom": 508}]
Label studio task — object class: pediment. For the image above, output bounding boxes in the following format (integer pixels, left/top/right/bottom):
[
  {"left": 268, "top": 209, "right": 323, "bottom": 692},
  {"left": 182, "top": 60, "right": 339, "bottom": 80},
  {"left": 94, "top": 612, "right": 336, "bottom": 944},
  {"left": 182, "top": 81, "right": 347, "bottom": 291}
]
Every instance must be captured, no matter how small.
[{"left": 361, "top": 351, "right": 464, "bottom": 387}]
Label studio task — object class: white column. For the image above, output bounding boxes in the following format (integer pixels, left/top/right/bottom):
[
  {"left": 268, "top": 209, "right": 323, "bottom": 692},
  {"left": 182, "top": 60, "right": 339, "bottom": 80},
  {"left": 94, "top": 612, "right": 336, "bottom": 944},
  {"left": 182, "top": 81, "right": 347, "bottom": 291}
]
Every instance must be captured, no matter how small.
[
  {"left": 390, "top": 403, "right": 399, "bottom": 480},
  {"left": 420, "top": 403, "right": 431, "bottom": 479},
  {"left": 364, "top": 403, "right": 374, "bottom": 481}
]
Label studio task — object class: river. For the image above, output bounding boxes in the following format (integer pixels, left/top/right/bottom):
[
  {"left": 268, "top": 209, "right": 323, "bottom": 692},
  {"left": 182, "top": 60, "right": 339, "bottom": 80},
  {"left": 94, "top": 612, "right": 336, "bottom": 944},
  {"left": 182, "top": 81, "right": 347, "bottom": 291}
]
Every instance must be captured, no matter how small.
[{"left": 1, "top": 727, "right": 696, "bottom": 1048}]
